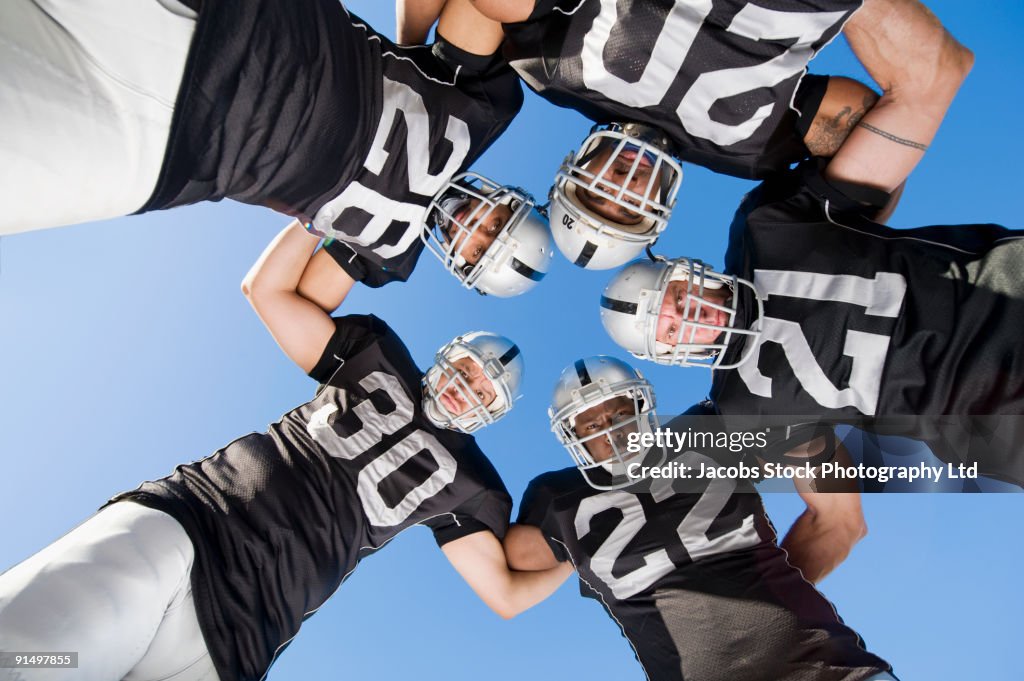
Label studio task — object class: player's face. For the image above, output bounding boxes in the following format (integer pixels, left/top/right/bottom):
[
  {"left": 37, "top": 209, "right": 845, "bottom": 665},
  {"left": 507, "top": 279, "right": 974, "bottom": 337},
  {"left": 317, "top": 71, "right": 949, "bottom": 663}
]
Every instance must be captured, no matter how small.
[
  {"left": 656, "top": 279, "right": 732, "bottom": 346},
  {"left": 575, "top": 143, "right": 664, "bottom": 229},
  {"left": 573, "top": 395, "right": 638, "bottom": 462},
  {"left": 433, "top": 356, "right": 498, "bottom": 416},
  {"left": 445, "top": 200, "right": 513, "bottom": 267}
]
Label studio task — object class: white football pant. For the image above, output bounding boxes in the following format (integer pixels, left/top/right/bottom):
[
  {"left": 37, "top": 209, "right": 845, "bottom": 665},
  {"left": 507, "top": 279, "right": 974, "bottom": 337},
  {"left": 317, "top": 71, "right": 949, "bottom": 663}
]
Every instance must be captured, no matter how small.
[
  {"left": 0, "top": 0, "right": 196, "bottom": 235},
  {"left": 0, "top": 502, "right": 217, "bottom": 681}
]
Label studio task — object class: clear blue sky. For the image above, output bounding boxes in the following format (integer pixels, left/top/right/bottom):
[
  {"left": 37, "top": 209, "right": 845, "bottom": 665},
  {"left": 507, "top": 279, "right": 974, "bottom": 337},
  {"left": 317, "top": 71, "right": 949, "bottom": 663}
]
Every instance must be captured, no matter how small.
[{"left": 1, "top": 1, "right": 1022, "bottom": 678}]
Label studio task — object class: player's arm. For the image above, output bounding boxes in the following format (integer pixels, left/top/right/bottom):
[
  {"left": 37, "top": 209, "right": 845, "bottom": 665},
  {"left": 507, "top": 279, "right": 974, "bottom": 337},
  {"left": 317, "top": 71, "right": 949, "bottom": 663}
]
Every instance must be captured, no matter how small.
[
  {"left": 828, "top": 0, "right": 973, "bottom": 192},
  {"left": 802, "top": 77, "right": 879, "bottom": 158},
  {"left": 296, "top": 247, "right": 356, "bottom": 314},
  {"left": 437, "top": 0, "right": 505, "bottom": 55},
  {"left": 242, "top": 222, "right": 355, "bottom": 373},
  {"left": 397, "top": 0, "right": 448, "bottom": 44},
  {"left": 467, "top": 0, "right": 534, "bottom": 24},
  {"left": 778, "top": 442, "right": 867, "bottom": 584},
  {"left": 503, "top": 523, "right": 564, "bottom": 571},
  {"left": 441, "top": 529, "right": 574, "bottom": 619}
]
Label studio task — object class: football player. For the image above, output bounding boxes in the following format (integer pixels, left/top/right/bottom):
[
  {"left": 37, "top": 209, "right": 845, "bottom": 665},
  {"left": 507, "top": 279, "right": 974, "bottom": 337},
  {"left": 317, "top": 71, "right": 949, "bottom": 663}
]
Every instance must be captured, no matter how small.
[
  {"left": 455, "top": 0, "right": 908, "bottom": 268},
  {"left": 0, "top": 221, "right": 572, "bottom": 681},
  {"left": 598, "top": 3, "right": 1019, "bottom": 483},
  {"left": 504, "top": 356, "right": 895, "bottom": 681},
  {"left": 1, "top": 0, "right": 553, "bottom": 295}
]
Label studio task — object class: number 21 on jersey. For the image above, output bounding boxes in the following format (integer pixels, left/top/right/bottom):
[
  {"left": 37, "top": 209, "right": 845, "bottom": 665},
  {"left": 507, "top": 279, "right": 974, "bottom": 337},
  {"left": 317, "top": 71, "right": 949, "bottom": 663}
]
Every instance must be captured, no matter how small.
[{"left": 738, "top": 269, "right": 907, "bottom": 415}]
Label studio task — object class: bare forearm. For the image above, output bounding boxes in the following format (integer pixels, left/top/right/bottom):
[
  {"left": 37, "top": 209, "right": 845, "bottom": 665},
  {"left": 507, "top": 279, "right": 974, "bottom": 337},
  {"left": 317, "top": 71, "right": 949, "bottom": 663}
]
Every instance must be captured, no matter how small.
[
  {"left": 437, "top": 0, "right": 504, "bottom": 55},
  {"left": 297, "top": 249, "right": 357, "bottom": 313},
  {"left": 443, "top": 529, "right": 571, "bottom": 620},
  {"left": 803, "top": 77, "right": 878, "bottom": 158},
  {"left": 397, "top": 0, "right": 447, "bottom": 44},
  {"left": 241, "top": 222, "right": 339, "bottom": 373},
  {"left": 781, "top": 503, "right": 866, "bottom": 583},
  {"left": 242, "top": 221, "right": 320, "bottom": 300},
  {"left": 498, "top": 562, "right": 575, "bottom": 618},
  {"left": 830, "top": 0, "right": 973, "bottom": 190}
]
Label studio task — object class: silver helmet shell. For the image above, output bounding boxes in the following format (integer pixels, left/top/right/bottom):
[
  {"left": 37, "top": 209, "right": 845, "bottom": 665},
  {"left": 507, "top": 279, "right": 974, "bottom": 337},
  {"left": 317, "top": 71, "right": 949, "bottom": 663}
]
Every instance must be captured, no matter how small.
[
  {"left": 548, "top": 123, "right": 683, "bottom": 270},
  {"left": 423, "top": 172, "right": 554, "bottom": 297},
  {"left": 548, "top": 355, "right": 663, "bottom": 490},
  {"left": 600, "top": 257, "right": 763, "bottom": 369},
  {"left": 422, "top": 331, "right": 524, "bottom": 433}
]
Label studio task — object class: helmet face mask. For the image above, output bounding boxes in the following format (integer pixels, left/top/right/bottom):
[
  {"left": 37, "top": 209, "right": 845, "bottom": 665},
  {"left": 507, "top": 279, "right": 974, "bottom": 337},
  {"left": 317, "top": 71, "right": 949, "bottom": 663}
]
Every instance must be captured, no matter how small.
[
  {"left": 601, "top": 257, "right": 764, "bottom": 369},
  {"left": 548, "top": 123, "right": 683, "bottom": 270},
  {"left": 423, "top": 172, "right": 553, "bottom": 297},
  {"left": 549, "top": 356, "right": 665, "bottom": 490},
  {"left": 422, "top": 332, "right": 524, "bottom": 433}
]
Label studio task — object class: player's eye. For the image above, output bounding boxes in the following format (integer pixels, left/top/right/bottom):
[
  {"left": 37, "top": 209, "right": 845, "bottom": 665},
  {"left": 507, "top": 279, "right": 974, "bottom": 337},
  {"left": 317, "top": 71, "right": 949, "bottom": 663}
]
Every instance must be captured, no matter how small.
[{"left": 476, "top": 390, "right": 485, "bottom": 401}]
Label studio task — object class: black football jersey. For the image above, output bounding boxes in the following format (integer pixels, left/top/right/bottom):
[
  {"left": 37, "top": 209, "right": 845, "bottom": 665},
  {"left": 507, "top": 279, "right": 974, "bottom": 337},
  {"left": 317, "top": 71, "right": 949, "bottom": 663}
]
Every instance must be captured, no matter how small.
[
  {"left": 141, "top": 0, "right": 523, "bottom": 287},
  {"left": 712, "top": 162, "right": 1024, "bottom": 485},
  {"left": 502, "top": 0, "right": 860, "bottom": 179},
  {"left": 113, "top": 315, "right": 512, "bottom": 681},
  {"left": 518, "top": 410, "right": 890, "bottom": 681}
]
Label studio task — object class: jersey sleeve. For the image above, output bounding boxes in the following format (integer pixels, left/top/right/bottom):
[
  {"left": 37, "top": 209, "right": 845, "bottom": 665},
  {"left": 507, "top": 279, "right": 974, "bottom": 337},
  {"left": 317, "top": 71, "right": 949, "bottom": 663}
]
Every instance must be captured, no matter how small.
[
  {"left": 307, "top": 314, "right": 392, "bottom": 383},
  {"left": 758, "top": 422, "right": 838, "bottom": 468},
  {"left": 515, "top": 475, "right": 571, "bottom": 563},
  {"left": 432, "top": 34, "right": 523, "bottom": 137},
  {"left": 322, "top": 240, "right": 413, "bottom": 288},
  {"left": 520, "top": 0, "right": 576, "bottom": 21},
  {"left": 426, "top": 486, "right": 513, "bottom": 546},
  {"left": 791, "top": 74, "right": 830, "bottom": 141}
]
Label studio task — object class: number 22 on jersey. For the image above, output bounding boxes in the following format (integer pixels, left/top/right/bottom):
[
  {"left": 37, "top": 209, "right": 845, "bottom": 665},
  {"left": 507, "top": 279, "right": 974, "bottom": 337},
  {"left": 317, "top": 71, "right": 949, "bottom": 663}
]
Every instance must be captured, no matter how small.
[{"left": 575, "top": 453, "right": 759, "bottom": 601}]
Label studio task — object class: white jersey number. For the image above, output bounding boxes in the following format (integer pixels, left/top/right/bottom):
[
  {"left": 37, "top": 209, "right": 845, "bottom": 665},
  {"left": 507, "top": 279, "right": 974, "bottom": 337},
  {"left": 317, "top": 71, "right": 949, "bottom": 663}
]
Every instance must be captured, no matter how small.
[
  {"left": 738, "top": 269, "right": 907, "bottom": 415},
  {"left": 307, "top": 371, "right": 458, "bottom": 527},
  {"left": 575, "top": 454, "right": 759, "bottom": 600},
  {"left": 580, "top": 0, "right": 847, "bottom": 146},
  {"left": 312, "top": 77, "right": 472, "bottom": 259}
]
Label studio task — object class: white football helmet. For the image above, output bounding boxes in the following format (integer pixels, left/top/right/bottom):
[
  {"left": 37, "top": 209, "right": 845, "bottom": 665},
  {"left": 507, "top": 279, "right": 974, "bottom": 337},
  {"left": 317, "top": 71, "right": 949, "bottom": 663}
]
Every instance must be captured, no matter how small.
[
  {"left": 423, "top": 172, "right": 554, "bottom": 297},
  {"left": 423, "top": 331, "right": 524, "bottom": 433},
  {"left": 600, "top": 257, "right": 763, "bottom": 369},
  {"left": 548, "top": 123, "right": 683, "bottom": 270},
  {"left": 549, "top": 356, "right": 663, "bottom": 490}
]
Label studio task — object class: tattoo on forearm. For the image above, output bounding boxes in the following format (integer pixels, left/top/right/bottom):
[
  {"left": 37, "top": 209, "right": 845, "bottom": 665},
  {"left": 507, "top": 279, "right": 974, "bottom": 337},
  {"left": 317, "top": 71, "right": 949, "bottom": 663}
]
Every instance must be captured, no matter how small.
[
  {"left": 805, "top": 93, "right": 876, "bottom": 157},
  {"left": 859, "top": 122, "right": 929, "bottom": 151}
]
